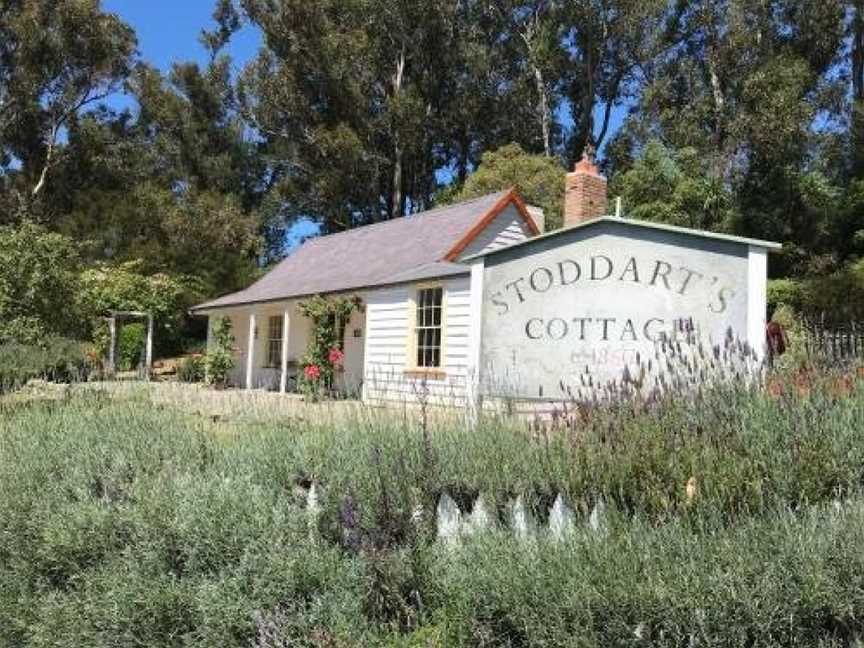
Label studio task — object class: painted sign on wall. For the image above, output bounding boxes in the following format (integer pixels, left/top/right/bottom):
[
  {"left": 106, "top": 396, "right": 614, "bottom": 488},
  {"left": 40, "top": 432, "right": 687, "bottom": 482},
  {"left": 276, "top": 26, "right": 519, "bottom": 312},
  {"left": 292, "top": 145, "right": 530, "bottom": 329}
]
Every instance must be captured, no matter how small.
[{"left": 479, "top": 221, "right": 758, "bottom": 400}]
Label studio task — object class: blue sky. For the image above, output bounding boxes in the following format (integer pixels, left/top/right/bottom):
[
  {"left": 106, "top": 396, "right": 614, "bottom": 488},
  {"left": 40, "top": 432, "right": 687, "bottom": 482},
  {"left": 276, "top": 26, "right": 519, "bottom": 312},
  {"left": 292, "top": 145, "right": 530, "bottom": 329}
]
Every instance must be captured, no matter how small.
[{"left": 103, "top": 1, "right": 261, "bottom": 75}]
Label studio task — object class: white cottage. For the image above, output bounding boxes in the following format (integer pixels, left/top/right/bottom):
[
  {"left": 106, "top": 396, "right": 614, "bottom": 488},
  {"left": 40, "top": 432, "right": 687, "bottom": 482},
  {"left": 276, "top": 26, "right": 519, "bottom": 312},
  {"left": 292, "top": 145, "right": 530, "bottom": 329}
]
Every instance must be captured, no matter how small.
[{"left": 191, "top": 154, "right": 780, "bottom": 406}]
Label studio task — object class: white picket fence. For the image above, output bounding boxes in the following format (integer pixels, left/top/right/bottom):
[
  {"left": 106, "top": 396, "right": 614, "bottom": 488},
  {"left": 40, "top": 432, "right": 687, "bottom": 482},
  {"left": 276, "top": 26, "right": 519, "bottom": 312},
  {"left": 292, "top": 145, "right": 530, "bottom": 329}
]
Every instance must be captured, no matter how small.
[
  {"left": 300, "top": 483, "right": 607, "bottom": 544},
  {"left": 435, "top": 492, "right": 606, "bottom": 544}
]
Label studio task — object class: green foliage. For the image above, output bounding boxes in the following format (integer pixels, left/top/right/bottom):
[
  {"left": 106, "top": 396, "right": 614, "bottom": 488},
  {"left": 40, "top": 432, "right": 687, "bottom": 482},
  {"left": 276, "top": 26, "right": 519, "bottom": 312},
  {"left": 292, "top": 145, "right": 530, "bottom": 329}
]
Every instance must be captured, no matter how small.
[
  {"left": 2, "top": 2, "right": 260, "bottom": 350},
  {"left": 77, "top": 260, "right": 204, "bottom": 355},
  {"left": 117, "top": 323, "right": 146, "bottom": 372},
  {"left": 0, "top": 222, "right": 82, "bottom": 343},
  {"left": 204, "top": 317, "right": 234, "bottom": 387},
  {"left": 767, "top": 278, "right": 805, "bottom": 313},
  {"left": 442, "top": 143, "right": 566, "bottom": 230},
  {"left": 769, "top": 304, "right": 810, "bottom": 371},
  {"left": 798, "top": 260, "right": 864, "bottom": 325},
  {"left": 0, "top": 0, "right": 136, "bottom": 210},
  {"left": 610, "top": 140, "right": 735, "bottom": 231},
  {"left": 1, "top": 380, "right": 863, "bottom": 645},
  {"left": 768, "top": 262, "right": 864, "bottom": 326},
  {"left": 605, "top": 0, "right": 858, "bottom": 281},
  {"left": 240, "top": 0, "right": 579, "bottom": 230},
  {"left": 176, "top": 355, "right": 205, "bottom": 383},
  {"left": 433, "top": 509, "right": 864, "bottom": 646},
  {"left": 0, "top": 337, "right": 87, "bottom": 393}
]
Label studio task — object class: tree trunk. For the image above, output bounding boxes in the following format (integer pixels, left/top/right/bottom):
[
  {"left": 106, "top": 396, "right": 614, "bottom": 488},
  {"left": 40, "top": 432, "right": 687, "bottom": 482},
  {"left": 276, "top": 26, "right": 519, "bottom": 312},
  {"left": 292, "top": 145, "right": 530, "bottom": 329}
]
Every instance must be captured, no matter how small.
[
  {"left": 390, "top": 45, "right": 407, "bottom": 219},
  {"left": 575, "top": 46, "right": 596, "bottom": 164},
  {"left": 520, "top": 14, "right": 552, "bottom": 158},
  {"left": 457, "top": 131, "right": 470, "bottom": 185},
  {"left": 391, "top": 137, "right": 403, "bottom": 219},
  {"left": 532, "top": 64, "right": 552, "bottom": 157},
  {"left": 705, "top": 37, "right": 728, "bottom": 177},
  {"left": 31, "top": 122, "right": 58, "bottom": 198}
]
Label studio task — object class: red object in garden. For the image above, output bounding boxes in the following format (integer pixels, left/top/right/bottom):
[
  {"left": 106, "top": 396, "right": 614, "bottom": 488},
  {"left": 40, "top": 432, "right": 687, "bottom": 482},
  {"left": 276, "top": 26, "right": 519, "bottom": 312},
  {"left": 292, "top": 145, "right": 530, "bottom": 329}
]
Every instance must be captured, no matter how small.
[
  {"left": 766, "top": 321, "right": 786, "bottom": 357},
  {"left": 304, "top": 364, "right": 321, "bottom": 381},
  {"left": 328, "top": 347, "right": 345, "bottom": 365}
]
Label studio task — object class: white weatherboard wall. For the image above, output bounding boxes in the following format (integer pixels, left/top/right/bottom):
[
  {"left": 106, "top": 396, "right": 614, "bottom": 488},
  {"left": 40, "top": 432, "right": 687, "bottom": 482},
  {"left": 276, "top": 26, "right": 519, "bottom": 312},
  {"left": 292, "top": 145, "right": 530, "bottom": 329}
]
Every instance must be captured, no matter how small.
[
  {"left": 363, "top": 275, "right": 472, "bottom": 406},
  {"left": 458, "top": 203, "right": 532, "bottom": 258}
]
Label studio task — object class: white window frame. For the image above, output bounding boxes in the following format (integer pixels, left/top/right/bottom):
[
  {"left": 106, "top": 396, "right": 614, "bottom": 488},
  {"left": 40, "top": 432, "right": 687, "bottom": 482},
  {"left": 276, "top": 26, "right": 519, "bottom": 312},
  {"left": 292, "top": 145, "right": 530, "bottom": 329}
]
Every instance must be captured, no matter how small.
[{"left": 406, "top": 283, "right": 446, "bottom": 375}]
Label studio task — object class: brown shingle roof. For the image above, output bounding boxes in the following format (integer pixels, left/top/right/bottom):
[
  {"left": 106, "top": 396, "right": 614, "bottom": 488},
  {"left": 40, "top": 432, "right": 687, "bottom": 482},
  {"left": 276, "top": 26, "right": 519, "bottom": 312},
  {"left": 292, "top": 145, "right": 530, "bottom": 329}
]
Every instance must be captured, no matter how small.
[{"left": 191, "top": 191, "right": 515, "bottom": 311}]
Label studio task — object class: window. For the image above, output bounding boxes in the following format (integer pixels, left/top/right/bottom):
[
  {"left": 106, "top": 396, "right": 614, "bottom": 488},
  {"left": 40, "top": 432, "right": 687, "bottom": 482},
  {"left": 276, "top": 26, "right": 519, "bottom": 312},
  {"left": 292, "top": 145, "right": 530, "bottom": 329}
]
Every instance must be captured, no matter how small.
[
  {"left": 414, "top": 286, "right": 443, "bottom": 368},
  {"left": 266, "top": 315, "right": 283, "bottom": 367}
]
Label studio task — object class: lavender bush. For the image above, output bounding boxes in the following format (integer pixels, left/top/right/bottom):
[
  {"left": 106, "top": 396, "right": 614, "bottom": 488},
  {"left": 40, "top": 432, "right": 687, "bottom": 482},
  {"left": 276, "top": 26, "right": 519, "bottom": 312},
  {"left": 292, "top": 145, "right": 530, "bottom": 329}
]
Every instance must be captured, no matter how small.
[{"left": 0, "top": 359, "right": 862, "bottom": 646}]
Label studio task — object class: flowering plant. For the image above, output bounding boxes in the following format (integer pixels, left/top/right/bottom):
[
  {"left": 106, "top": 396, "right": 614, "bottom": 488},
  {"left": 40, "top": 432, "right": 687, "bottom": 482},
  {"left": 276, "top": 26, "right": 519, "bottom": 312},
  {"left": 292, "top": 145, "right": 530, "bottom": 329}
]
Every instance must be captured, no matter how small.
[
  {"left": 297, "top": 294, "right": 361, "bottom": 400},
  {"left": 304, "top": 364, "right": 322, "bottom": 381},
  {"left": 328, "top": 347, "right": 344, "bottom": 365}
]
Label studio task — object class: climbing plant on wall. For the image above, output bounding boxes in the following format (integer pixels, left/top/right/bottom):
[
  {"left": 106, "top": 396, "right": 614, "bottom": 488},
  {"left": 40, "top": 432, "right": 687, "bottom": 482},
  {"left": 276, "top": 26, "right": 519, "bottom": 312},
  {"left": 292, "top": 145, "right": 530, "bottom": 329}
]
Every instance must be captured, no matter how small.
[{"left": 297, "top": 295, "right": 362, "bottom": 398}]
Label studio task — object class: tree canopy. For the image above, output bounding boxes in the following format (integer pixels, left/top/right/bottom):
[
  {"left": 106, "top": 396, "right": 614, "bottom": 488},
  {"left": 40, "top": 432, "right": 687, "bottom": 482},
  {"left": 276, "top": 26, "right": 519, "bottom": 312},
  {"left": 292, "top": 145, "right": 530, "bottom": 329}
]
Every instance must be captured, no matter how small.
[{"left": 1, "top": 0, "right": 863, "bottom": 346}]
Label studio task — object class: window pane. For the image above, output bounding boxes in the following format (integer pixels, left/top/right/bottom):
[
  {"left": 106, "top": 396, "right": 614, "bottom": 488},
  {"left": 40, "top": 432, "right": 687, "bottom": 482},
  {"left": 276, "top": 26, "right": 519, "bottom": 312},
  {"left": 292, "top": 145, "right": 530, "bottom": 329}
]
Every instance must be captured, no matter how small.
[
  {"left": 415, "top": 287, "right": 443, "bottom": 369},
  {"left": 269, "top": 316, "right": 282, "bottom": 341}
]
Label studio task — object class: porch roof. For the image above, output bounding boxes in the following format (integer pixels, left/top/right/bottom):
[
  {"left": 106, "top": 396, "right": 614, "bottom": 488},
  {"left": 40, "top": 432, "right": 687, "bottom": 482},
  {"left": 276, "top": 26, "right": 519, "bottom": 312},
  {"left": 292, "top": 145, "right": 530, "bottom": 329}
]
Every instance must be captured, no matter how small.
[{"left": 192, "top": 190, "right": 534, "bottom": 312}]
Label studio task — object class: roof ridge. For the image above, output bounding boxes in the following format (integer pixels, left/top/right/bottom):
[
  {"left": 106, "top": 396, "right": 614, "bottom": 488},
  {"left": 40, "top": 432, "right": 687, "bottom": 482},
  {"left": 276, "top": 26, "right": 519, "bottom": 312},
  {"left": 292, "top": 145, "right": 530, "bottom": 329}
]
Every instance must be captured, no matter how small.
[
  {"left": 461, "top": 215, "right": 782, "bottom": 262},
  {"left": 301, "top": 190, "right": 510, "bottom": 247}
]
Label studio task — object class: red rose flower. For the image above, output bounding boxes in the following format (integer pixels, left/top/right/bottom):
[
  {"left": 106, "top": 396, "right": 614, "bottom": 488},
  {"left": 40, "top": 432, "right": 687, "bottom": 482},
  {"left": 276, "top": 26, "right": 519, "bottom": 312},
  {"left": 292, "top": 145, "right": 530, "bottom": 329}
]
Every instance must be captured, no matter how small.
[
  {"left": 328, "top": 347, "right": 345, "bottom": 365},
  {"left": 304, "top": 364, "right": 321, "bottom": 381}
]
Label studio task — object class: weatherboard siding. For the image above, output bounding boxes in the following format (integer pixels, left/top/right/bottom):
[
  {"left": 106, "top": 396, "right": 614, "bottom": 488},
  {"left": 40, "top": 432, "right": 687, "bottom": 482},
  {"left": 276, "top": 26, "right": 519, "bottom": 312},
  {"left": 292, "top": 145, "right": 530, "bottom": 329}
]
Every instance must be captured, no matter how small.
[
  {"left": 457, "top": 203, "right": 532, "bottom": 259},
  {"left": 363, "top": 276, "right": 472, "bottom": 407}
]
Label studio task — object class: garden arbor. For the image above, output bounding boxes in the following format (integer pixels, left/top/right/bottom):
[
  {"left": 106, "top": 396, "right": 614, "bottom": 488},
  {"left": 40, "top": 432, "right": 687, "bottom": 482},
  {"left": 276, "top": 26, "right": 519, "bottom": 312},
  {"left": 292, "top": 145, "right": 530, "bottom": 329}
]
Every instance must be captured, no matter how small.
[{"left": 104, "top": 310, "right": 154, "bottom": 379}]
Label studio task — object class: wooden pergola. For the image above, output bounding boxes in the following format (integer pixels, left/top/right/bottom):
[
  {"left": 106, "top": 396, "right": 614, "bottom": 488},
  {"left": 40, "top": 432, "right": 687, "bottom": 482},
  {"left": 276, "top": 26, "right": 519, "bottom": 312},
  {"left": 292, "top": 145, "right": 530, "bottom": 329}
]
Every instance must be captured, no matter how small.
[{"left": 104, "top": 310, "right": 154, "bottom": 379}]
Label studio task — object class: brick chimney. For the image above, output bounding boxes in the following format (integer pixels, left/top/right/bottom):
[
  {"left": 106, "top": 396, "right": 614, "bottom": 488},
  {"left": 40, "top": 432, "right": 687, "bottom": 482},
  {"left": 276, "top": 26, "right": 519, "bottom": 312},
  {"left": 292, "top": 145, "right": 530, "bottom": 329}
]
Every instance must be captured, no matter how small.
[{"left": 564, "top": 146, "right": 607, "bottom": 227}]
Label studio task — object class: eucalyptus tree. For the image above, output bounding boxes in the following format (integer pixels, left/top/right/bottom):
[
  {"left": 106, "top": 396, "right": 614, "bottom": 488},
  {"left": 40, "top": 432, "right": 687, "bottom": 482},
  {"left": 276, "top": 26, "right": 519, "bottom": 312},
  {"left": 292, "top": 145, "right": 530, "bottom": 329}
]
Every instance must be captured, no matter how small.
[
  {"left": 609, "top": 0, "right": 849, "bottom": 274},
  {"left": 558, "top": 0, "right": 667, "bottom": 164},
  {"left": 238, "top": 0, "right": 562, "bottom": 232},
  {"left": 848, "top": 0, "right": 864, "bottom": 177},
  {"left": 239, "top": 0, "right": 454, "bottom": 229},
  {"left": 48, "top": 1, "right": 262, "bottom": 294},
  {"left": 0, "top": 0, "right": 136, "bottom": 214},
  {"left": 639, "top": 0, "right": 845, "bottom": 176}
]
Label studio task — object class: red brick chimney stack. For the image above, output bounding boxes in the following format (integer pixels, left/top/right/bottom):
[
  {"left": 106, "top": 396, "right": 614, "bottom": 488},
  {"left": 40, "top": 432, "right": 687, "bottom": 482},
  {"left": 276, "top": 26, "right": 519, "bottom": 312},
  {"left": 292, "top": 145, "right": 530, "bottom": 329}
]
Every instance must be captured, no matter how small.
[{"left": 564, "top": 145, "right": 608, "bottom": 227}]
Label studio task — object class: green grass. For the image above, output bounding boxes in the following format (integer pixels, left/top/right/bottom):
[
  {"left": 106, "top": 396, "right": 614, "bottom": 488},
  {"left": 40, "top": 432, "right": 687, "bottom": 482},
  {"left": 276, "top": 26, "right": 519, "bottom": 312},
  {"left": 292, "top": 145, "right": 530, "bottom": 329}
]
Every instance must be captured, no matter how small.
[{"left": 1, "top": 379, "right": 864, "bottom": 647}]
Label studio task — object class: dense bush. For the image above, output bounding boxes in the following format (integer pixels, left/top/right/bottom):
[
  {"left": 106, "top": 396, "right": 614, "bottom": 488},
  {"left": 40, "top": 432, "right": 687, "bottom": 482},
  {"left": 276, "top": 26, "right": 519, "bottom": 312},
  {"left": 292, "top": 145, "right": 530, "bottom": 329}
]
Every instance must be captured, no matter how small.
[
  {"left": 768, "top": 260, "right": 864, "bottom": 325},
  {"left": 78, "top": 260, "right": 206, "bottom": 357},
  {"left": 204, "top": 317, "right": 234, "bottom": 387},
  {"left": 1, "top": 378, "right": 863, "bottom": 646},
  {"left": 117, "top": 323, "right": 146, "bottom": 371},
  {"left": 0, "top": 338, "right": 88, "bottom": 393},
  {"left": 0, "top": 223, "right": 83, "bottom": 343},
  {"left": 176, "top": 355, "right": 206, "bottom": 383},
  {"left": 429, "top": 507, "right": 864, "bottom": 647}
]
